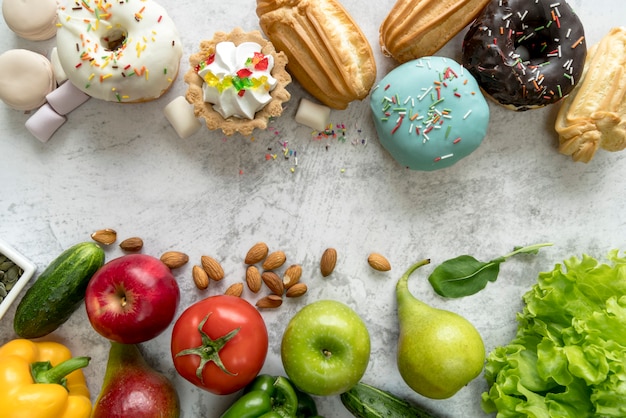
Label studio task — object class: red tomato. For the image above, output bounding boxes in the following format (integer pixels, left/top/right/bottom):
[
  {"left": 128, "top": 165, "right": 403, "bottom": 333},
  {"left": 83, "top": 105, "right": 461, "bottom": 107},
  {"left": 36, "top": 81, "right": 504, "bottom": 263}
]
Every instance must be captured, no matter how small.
[{"left": 170, "top": 295, "right": 268, "bottom": 395}]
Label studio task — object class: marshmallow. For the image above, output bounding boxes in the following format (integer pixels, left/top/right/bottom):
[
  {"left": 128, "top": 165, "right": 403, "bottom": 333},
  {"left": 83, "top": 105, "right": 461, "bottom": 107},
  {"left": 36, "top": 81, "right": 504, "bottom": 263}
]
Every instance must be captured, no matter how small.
[
  {"left": 46, "top": 81, "right": 90, "bottom": 115},
  {"left": 295, "top": 98, "right": 331, "bottom": 132},
  {"left": 50, "top": 48, "right": 68, "bottom": 85},
  {"left": 25, "top": 104, "right": 67, "bottom": 143},
  {"left": 164, "top": 96, "right": 202, "bottom": 139}
]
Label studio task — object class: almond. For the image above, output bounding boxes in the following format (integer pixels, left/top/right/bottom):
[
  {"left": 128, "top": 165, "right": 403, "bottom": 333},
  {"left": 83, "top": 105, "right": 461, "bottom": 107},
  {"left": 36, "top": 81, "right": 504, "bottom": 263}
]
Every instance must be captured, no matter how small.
[
  {"left": 262, "top": 250, "right": 286, "bottom": 270},
  {"left": 201, "top": 255, "right": 225, "bottom": 281},
  {"left": 91, "top": 228, "right": 117, "bottom": 245},
  {"left": 256, "top": 294, "right": 283, "bottom": 309},
  {"left": 286, "top": 283, "right": 308, "bottom": 298},
  {"left": 368, "top": 253, "right": 392, "bottom": 271},
  {"left": 160, "top": 251, "right": 189, "bottom": 269},
  {"left": 225, "top": 282, "right": 244, "bottom": 297},
  {"left": 119, "top": 237, "right": 143, "bottom": 252},
  {"left": 262, "top": 271, "right": 284, "bottom": 295},
  {"left": 192, "top": 265, "right": 210, "bottom": 290},
  {"left": 283, "top": 264, "right": 302, "bottom": 288},
  {"left": 320, "top": 248, "right": 337, "bottom": 277},
  {"left": 246, "top": 265, "right": 262, "bottom": 293},
  {"left": 245, "top": 242, "right": 269, "bottom": 265}
]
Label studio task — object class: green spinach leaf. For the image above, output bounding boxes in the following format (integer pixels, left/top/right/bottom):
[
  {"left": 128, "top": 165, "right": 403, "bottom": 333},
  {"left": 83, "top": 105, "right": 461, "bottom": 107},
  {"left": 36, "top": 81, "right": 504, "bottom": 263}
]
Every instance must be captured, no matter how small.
[{"left": 428, "top": 243, "right": 553, "bottom": 298}]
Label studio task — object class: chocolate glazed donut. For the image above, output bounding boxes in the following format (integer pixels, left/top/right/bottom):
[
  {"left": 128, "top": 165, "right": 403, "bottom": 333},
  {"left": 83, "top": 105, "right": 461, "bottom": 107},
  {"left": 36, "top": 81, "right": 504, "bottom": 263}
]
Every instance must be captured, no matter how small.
[{"left": 462, "top": 0, "right": 586, "bottom": 110}]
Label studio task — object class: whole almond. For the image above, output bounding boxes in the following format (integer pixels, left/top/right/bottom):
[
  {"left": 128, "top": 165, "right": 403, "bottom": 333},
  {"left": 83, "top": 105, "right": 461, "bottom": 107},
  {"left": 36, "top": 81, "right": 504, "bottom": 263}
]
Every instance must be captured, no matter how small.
[
  {"left": 256, "top": 294, "right": 283, "bottom": 309},
  {"left": 91, "top": 228, "right": 117, "bottom": 245},
  {"left": 245, "top": 242, "right": 269, "bottom": 265},
  {"left": 201, "top": 255, "right": 225, "bottom": 281},
  {"left": 368, "top": 253, "right": 392, "bottom": 271},
  {"left": 283, "top": 264, "right": 302, "bottom": 288},
  {"left": 286, "top": 283, "right": 308, "bottom": 298},
  {"left": 119, "top": 237, "right": 143, "bottom": 252},
  {"left": 320, "top": 248, "right": 337, "bottom": 277},
  {"left": 225, "top": 283, "right": 244, "bottom": 297},
  {"left": 262, "top": 271, "right": 284, "bottom": 295},
  {"left": 161, "top": 251, "right": 189, "bottom": 269},
  {"left": 262, "top": 250, "right": 286, "bottom": 270},
  {"left": 192, "top": 265, "right": 210, "bottom": 290},
  {"left": 246, "top": 265, "right": 262, "bottom": 293}
]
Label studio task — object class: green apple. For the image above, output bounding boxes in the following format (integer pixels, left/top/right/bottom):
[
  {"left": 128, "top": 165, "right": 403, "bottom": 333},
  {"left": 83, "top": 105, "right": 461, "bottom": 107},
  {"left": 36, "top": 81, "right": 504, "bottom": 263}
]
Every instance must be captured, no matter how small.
[{"left": 281, "top": 299, "right": 370, "bottom": 396}]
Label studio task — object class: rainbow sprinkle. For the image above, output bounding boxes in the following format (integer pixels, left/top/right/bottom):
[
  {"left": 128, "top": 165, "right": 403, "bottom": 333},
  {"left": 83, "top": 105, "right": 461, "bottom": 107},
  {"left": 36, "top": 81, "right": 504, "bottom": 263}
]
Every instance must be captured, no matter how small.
[
  {"left": 58, "top": 0, "right": 177, "bottom": 102},
  {"left": 377, "top": 59, "right": 466, "bottom": 153}
]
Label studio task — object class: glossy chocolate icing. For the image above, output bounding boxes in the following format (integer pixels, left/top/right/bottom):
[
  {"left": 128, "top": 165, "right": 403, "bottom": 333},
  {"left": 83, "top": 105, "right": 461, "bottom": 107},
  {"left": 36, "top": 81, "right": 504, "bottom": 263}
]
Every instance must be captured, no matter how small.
[{"left": 462, "top": 0, "right": 586, "bottom": 110}]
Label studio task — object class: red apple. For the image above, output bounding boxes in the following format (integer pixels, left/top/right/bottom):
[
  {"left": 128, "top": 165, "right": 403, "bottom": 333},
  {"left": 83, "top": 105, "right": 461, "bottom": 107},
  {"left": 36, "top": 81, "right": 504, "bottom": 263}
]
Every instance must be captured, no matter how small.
[{"left": 85, "top": 254, "right": 180, "bottom": 344}]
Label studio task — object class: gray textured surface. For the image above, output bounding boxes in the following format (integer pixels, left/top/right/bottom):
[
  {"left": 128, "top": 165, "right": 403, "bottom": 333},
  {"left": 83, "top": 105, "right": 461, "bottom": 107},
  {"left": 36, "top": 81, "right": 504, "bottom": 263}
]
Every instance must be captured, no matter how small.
[{"left": 1, "top": 0, "right": 625, "bottom": 416}]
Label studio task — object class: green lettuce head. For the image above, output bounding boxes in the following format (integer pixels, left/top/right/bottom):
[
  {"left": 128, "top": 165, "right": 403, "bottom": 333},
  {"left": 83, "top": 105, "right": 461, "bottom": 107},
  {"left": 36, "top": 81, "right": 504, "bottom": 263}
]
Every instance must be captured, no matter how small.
[{"left": 482, "top": 250, "right": 626, "bottom": 417}]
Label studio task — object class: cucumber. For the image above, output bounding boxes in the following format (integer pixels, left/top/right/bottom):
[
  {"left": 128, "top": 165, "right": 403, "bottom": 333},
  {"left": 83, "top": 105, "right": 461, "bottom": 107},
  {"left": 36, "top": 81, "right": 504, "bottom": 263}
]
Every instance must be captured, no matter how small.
[
  {"left": 340, "top": 382, "right": 440, "bottom": 418},
  {"left": 13, "top": 242, "right": 105, "bottom": 338}
]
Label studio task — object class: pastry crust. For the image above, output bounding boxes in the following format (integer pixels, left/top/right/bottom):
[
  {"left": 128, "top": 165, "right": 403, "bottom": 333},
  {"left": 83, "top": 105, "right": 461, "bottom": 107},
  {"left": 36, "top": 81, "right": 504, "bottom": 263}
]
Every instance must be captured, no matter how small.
[
  {"left": 555, "top": 27, "right": 626, "bottom": 162},
  {"left": 380, "top": 0, "right": 491, "bottom": 63},
  {"left": 185, "top": 28, "right": 291, "bottom": 136},
  {"left": 257, "top": 0, "right": 376, "bottom": 110}
]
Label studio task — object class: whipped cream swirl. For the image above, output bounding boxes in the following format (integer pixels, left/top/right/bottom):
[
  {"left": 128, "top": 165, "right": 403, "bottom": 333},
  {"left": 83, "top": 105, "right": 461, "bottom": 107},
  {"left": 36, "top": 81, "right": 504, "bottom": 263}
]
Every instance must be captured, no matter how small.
[{"left": 195, "top": 42, "right": 277, "bottom": 120}]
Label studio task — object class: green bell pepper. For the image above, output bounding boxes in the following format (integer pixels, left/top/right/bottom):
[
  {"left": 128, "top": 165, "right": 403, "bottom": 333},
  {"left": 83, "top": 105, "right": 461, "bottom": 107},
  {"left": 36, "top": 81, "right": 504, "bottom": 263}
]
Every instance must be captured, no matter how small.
[
  {"left": 219, "top": 390, "right": 272, "bottom": 418},
  {"left": 272, "top": 376, "right": 298, "bottom": 418},
  {"left": 258, "top": 413, "right": 283, "bottom": 418},
  {"left": 223, "top": 374, "right": 323, "bottom": 418},
  {"left": 291, "top": 382, "right": 319, "bottom": 418},
  {"left": 244, "top": 374, "right": 276, "bottom": 397}
]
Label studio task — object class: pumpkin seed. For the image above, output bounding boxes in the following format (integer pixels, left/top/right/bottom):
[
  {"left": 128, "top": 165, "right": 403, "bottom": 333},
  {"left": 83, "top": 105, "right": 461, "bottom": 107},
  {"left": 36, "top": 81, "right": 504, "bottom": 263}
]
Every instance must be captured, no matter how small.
[
  {"left": 0, "top": 261, "right": 14, "bottom": 271},
  {"left": 5, "top": 265, "right": 19, "bottom": 283},
  {"left": 0, "top": 252, "right": 23, "bottom": 304}
]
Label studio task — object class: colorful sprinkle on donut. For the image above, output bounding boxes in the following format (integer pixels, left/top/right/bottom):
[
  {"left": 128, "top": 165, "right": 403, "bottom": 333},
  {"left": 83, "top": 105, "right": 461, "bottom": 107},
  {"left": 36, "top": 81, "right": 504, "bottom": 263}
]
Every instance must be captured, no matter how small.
[
  {"left": 370, "top": 57, "right": 489, "bottom": 171},
  {"left": 56, "top": 0, "right": 183, "bottom": 102},
  {"left": 462, "top": 0, "right": 586, "bottom": 110}
]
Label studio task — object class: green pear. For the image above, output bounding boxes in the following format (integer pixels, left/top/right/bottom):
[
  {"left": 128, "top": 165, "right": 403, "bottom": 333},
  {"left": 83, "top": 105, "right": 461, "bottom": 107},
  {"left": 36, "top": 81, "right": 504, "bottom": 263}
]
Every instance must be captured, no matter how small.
[
  {"left": 396, "top": 259, "right": 485, "bottom": 399},
  {"left": 92, "top": 342, "right": 180, "bottom": 418}
]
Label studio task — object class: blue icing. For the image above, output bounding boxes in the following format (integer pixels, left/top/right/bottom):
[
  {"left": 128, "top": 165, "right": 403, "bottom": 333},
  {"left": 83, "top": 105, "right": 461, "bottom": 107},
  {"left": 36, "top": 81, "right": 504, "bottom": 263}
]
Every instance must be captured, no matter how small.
[{"left": 370, "top": 56, "right": 489, "bottom": 171}]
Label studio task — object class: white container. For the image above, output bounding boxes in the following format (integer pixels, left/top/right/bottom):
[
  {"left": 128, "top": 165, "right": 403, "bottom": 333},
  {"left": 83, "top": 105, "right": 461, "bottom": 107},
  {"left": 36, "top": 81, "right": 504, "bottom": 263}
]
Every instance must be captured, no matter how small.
[{"left": 0, "top": 238, "right": 36, "bottom": 321}]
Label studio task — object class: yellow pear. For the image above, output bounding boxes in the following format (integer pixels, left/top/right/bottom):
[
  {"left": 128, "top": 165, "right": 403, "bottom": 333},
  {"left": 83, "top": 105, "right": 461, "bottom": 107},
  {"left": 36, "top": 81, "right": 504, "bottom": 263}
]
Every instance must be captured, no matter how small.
[{"left": 396, "top": 260, "right": 485, "bottom": 399}]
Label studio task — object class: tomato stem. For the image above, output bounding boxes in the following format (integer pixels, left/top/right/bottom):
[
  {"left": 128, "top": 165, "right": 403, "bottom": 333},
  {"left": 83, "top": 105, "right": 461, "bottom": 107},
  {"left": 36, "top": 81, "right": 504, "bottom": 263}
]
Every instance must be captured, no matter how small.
[{"left": 175, "top": 313, "right": 240, "bottom": 382}]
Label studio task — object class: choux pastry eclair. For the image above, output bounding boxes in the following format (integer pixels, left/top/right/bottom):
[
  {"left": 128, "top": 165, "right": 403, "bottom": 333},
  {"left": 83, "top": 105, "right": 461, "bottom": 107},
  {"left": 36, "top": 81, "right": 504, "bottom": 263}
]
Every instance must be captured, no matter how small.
[
  {"left": 257, "top": 0, "right": 376, "bottom": 110},
  {"left": 555, "top": 27, "right": 626, "bottom": 163},
  {"left": 379, "top": 0, "right": 490, "bottom": 63}
]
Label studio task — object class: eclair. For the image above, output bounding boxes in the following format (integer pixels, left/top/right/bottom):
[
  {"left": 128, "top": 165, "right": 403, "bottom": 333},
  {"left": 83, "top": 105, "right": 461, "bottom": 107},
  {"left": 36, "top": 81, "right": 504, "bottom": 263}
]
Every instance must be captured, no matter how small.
[
  {"left": 257, "top": 0, "right": 376, "bottom": 110},
  {"left": 555, "top": 27, "right": 626, "bottom": 162},
  {"left": 380, "top": 0, "right": 491, "bottom": 63}
]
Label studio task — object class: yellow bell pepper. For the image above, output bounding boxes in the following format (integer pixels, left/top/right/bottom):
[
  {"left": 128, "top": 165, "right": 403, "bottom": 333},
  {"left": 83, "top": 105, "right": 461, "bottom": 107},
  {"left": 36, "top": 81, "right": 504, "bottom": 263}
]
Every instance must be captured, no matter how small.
[{"left": 0, "top": 339, "right": 92, "bottom": 418}]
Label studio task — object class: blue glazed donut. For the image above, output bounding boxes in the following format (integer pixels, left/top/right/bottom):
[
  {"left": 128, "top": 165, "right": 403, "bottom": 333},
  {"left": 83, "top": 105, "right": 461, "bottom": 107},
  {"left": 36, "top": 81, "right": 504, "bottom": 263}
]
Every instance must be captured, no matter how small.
[{"left": 370, "top": 56, "right": 490, "bottom": 171}]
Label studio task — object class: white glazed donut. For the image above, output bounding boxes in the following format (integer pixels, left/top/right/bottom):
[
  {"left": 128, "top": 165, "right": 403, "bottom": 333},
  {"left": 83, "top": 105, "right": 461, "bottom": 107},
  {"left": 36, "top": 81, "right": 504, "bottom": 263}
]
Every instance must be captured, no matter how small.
[{"left": 56, "top": 0, "right": 182, "bottom": 103}]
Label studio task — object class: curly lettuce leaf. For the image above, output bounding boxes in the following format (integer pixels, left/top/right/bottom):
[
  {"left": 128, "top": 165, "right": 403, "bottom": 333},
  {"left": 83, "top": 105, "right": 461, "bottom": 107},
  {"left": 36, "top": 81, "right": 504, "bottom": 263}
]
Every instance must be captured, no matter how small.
[{"left": 481, "top": 251, "right": 626, "bottom": 417}]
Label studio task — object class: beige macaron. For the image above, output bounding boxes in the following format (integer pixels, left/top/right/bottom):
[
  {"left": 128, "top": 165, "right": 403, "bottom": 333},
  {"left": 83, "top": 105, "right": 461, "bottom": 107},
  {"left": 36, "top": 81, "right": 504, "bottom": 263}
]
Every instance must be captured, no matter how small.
[
  {"left": 0, "top": 49, "right": 56, "bottom": 111},
  {"left": 2, "top": 0, "right": 58, "bottom": 41}
]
